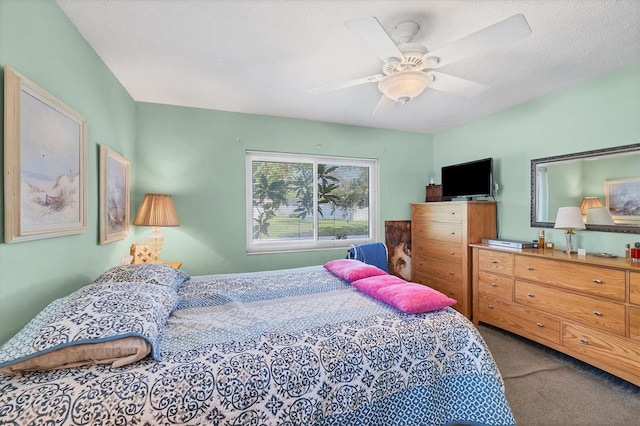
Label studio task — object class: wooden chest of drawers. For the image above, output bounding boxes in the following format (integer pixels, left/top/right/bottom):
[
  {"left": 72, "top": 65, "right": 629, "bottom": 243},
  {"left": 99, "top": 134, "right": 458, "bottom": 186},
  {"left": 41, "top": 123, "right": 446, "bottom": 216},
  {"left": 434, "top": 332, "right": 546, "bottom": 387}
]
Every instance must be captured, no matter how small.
[
  {"left": 472, "top": 245, "right": 640, "bottom": 386},
  {"left": 411, "top": 201, "right": 496, "bottom": 319}
]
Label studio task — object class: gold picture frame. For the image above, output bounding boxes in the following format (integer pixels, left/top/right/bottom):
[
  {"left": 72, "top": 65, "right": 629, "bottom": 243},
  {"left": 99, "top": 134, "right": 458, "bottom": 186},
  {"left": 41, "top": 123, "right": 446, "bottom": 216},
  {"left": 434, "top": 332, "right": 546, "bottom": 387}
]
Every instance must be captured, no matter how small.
[
  {"left": 4, "top": 66, "right": 87, "bottom": 243},
  {"left": 100, "top": 145, "right": 130, "bottom": 244}
]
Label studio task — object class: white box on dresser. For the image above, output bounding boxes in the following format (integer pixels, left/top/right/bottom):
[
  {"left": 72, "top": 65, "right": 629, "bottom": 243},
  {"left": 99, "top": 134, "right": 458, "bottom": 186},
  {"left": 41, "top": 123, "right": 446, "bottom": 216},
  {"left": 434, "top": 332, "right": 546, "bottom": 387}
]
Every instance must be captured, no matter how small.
[{"left": 471, "top": 244, "right": 640, "bottom": 386}]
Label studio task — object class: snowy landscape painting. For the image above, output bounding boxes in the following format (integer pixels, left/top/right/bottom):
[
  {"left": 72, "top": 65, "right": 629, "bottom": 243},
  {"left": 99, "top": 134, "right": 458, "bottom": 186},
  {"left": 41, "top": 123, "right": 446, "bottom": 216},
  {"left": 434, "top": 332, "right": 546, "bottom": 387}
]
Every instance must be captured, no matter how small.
[
  {"left": 4, "top": 66, "right": 86, "bottom": 243},
  {"left": 605, "top": 177, "right": 640, "bottom": 222}
]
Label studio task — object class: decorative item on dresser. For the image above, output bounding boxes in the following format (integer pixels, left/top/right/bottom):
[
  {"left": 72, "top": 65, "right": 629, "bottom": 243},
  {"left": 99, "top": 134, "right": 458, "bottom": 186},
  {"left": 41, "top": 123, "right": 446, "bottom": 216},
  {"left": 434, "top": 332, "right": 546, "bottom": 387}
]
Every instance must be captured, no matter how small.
[
  {"left": 425, "top": 184, "right": 443, "bottom": 202},
  {"left": 411, "top": 201, "right": 497, "bottom": 319},
  {"left": 471, "top": 244, "right": 640, "bottom": 386}
]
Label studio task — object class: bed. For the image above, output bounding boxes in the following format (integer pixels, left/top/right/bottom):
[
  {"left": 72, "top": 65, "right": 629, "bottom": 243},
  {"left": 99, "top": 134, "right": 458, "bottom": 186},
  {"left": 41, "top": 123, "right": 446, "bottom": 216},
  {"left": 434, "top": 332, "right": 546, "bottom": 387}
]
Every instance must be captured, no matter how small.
[{"left": 0, "top": 262, "right": 515, "bottom": 425}]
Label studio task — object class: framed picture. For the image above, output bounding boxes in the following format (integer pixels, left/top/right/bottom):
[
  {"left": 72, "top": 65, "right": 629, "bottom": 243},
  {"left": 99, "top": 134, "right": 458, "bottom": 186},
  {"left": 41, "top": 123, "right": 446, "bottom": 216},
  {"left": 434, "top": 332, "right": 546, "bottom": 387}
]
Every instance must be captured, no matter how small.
[
  {"left": 385, "top": 220, "right": 411, "bottom": 281},
  {"left": 605, "top": 177, "right": 640, "bottom": 222},
  {"left": 4, "top": 66, "right": 87, "bottom": 243},
  {"left": 100, "top": 145, "right": 130, "bottom": 244}
]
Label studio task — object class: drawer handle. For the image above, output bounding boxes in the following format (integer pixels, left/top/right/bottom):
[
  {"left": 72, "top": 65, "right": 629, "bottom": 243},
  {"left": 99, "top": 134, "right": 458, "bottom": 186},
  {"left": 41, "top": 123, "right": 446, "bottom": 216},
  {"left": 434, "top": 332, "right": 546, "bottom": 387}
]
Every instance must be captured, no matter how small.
[
  {"left": 490, "top": 259, "right": 498, "bottom": 264},
  {"left": 449, "top": 251, "right": 455, "bottom": 255},
  {"left": 449, "top": 212, "right": 456, "bottom": 215},
  {"left": 592, "top": 279, "right": 602, "bottom": 284},
  {"left": 450, "top": 232, "right": 456, "bottom": 235},
  {"left": 490, "top": 282, "right": 497, "bottom": 287},
  {"left": 579, "top": 338, "right": 589, "bottom": 345},
  {"left": 535, "top": 322, "right": 544, "bottom": 328},
  {"left": 488, "top": 304, "right": 494, "bottom": 309},
  {"left": 449, "top": 271, "right": 455, "bottom": 276},
  {"left": 449, "top": 291, "right": 455, "bottom": 296},
  {"left": 526, "top": 266, "right": 534, "bottom": 271},
  {"left": 527, "top": 293, "right": 535, "bottom": 298},
  {"left": 593, "top": 311, "right": 603, "bottom": 317}
]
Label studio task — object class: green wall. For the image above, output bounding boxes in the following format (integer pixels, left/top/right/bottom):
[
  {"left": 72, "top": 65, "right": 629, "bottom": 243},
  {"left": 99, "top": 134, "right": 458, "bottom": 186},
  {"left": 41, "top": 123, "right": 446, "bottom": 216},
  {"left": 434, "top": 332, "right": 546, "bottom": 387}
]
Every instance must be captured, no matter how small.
[
  {"left": 433, "top": 62, "right": 640, "bottom": 255},
  {"left": 135, "top": 103, "right": 433, "bottom": 276},
  {"left": 0, "top": 0, "right": 137, "bottom": 343}
]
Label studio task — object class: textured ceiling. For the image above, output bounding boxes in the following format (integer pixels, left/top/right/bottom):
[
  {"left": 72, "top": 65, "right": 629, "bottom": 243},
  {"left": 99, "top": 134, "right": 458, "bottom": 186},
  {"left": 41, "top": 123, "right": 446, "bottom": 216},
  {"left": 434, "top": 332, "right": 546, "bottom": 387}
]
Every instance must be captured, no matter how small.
[{"left": 56, "top": 0, "right": 640, "bottom": 134}]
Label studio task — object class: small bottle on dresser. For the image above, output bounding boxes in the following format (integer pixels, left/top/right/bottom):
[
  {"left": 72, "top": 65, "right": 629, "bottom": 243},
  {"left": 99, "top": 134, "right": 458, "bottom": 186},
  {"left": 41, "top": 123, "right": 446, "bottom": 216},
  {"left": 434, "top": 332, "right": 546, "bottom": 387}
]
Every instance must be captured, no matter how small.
[
  {"left": 625, "top": 243, "right": 631, "bottom": 259},
  {"left": 538, "top": 230, "right": 545, "bottom": 250}
]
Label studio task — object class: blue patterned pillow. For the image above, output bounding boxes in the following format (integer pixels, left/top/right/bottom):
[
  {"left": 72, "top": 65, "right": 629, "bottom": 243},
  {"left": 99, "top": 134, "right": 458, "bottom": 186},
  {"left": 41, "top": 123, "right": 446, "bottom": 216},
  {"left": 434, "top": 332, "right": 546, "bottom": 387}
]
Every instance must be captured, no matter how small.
[
  {"left": 93, "top": 264, "right": 190, "bottom": 290},
  {"left": 0, "top": 282, "right": 178, "bottom": 373}
]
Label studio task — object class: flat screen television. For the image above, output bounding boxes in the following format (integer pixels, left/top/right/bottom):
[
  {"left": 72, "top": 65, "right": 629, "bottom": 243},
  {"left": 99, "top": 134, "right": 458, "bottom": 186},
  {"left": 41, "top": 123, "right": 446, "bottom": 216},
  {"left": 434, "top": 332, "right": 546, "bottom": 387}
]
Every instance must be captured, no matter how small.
[{"left": 441, "top": 157, "right": 494, "bottom": 199}]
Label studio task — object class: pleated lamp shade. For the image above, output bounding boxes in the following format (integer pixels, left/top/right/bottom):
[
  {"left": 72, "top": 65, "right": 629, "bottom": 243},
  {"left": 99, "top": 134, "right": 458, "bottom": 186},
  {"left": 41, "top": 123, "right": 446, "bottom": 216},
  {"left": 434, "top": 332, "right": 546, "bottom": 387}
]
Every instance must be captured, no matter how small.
[
  {"left": 579, "top": 197, "right": 603, "bottom": 215},
  {"left": 133, "top": 194, "right": 180, "bottom": 227}
]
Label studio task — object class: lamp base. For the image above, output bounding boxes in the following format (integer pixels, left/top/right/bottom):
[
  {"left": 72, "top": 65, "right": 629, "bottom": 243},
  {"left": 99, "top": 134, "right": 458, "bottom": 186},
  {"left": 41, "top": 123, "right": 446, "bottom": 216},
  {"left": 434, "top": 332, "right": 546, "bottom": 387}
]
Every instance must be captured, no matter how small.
[
  {"left": 563, "top": 230, "right": 576, "bottom": 254},
  {"left": 147, "top": 227, "right": 164, "bottom": 262}
]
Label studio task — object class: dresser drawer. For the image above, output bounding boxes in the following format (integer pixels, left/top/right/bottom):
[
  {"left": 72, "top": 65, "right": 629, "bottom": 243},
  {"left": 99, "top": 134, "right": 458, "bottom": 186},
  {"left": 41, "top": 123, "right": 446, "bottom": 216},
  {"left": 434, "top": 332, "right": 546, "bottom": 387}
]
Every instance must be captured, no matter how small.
[
  {"left": 630, "top": 306, "right": 640, "bottom": 341},
  {"left": 631, "top": 272, "right": 640, "bottom": 306},
  {"left": 414, "top": 257, "right": 463, "bottom": 284},
  {"left": 413, "top": 273, "right": 463, "bottom": 312},
  {"left": 563, "top": 322, "right": 640, "bottom": 376},
  {"left": 412, "top": 203, "right": 463, "bottom": 223},
  {"left": 413, "top": 222, "right": 462, "bottom": 244},
  {"left": 478, "top": 294, "right": 561, "bottom": 345},
  {"left": 478, "top": 271, "right": 514, "bottom": 301},
  {"left": 412, "top": 239, "right": 463, "bottom": 264},
  {"left": 515, "top": 281, "right": 626, "bottom": 336},
  {"left": 514, "top": 257, "right": 626, "bottom": 301},
  {"left": 478, "top": 249, "right": 514, "bottom": 275}
]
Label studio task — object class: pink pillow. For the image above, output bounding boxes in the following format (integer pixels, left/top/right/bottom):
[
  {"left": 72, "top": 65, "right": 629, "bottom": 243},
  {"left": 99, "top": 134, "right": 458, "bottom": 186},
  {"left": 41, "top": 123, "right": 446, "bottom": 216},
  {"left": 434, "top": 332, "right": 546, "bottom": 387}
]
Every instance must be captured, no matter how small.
[
  {"left": 376, "top": 282, "right": 456, "bottom": 314},
  {"left": 351, "top": 274, "right": 406, "bottom": 296},
  {"left": 324, "top": 259, "right": 387, "bottom": 282}
]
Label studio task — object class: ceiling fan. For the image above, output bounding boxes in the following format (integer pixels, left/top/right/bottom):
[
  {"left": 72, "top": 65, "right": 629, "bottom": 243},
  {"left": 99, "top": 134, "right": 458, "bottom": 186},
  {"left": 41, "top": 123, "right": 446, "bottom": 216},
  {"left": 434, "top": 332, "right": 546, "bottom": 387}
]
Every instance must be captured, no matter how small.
[{"left": 309, "top": 14, "right": 531, "bottom": 113}]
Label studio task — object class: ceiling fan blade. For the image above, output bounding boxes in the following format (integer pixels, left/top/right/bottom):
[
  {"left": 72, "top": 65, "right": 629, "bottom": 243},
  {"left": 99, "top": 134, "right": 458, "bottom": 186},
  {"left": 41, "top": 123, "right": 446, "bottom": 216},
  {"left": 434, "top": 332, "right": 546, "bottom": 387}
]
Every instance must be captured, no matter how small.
[
  {"left": 308, "top": 74, "right": 384, "bottom": 94},
  {"left": 424, "top": 14, "right": 531, "bottom": 69},
  {"left": 373, "top": 95, "right": 396, "bottom": 115},
  {"left": 428, "top": 71, "right": 489, "bottom": 98},
  {"left": 345, "top": 17, "right": 405, "bottom": 63}
]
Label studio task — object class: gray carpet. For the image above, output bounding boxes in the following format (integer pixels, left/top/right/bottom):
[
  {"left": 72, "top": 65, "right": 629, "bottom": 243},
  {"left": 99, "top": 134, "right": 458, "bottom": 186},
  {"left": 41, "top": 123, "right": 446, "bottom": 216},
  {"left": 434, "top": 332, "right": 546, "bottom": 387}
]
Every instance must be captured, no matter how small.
[{"left": 477, "top": 324, "right": 640, "bottom": 426}]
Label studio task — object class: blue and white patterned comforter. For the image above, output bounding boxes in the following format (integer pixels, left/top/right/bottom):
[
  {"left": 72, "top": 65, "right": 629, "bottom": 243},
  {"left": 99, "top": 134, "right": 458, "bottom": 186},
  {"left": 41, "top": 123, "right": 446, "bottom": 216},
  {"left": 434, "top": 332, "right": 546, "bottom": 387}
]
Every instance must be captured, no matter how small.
[{"left": 0, "top": 266, "right": 515, "bottom": 425}]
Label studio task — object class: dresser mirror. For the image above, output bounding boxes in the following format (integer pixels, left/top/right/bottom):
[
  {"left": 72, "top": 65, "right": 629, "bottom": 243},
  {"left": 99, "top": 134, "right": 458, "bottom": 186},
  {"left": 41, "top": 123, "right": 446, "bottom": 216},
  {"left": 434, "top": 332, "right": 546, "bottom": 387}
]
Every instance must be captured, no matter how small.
[{"left": 531, "top": 143, "right": 640, "bottom": 233}]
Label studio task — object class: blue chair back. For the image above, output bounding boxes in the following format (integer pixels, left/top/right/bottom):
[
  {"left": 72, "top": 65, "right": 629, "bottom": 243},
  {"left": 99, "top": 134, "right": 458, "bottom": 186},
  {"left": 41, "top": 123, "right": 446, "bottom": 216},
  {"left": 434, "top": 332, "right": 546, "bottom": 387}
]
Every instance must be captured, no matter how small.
[{"left": 346, "top": 242, "right": 388, "bottom": 272}]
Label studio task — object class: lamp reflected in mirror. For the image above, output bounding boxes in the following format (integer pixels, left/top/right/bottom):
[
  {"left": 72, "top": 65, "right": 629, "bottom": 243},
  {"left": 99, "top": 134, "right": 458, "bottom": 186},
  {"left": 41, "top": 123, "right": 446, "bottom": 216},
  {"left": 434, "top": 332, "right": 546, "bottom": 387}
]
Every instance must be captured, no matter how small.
[
  {"left": 585, "top": 206, "right": 616, "bottom": 225},
  {"left": 579, "top": 197, "right": 602, "bottom": 217}
]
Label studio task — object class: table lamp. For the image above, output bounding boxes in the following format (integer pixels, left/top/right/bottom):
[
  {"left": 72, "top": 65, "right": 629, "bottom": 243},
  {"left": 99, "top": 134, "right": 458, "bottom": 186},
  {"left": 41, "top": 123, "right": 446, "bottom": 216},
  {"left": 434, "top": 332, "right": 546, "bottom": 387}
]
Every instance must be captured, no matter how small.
[
  {"left": 579, "top": 197, "right": 603, "bottom": 218},
  {"left": 133, "top": 194, "right": 180, "bottom": 262},
  {"left": 554, "top": 206, "right": 586, "bottom": 253}
]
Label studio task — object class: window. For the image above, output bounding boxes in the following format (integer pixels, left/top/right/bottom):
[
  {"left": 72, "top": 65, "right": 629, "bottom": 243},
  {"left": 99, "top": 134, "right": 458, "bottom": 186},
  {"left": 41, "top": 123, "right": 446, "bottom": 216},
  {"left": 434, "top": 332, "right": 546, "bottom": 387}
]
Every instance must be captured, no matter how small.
[{"left": 246, "top": 151, "right": 378, "bottom": 253}]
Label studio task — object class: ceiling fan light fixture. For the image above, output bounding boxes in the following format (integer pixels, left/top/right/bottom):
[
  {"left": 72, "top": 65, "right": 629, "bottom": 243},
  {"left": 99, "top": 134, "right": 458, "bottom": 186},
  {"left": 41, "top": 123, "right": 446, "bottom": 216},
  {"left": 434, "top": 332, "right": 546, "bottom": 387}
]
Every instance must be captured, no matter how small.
[{"left": 378, "top": 71, "right": 433, "bottom": 102}]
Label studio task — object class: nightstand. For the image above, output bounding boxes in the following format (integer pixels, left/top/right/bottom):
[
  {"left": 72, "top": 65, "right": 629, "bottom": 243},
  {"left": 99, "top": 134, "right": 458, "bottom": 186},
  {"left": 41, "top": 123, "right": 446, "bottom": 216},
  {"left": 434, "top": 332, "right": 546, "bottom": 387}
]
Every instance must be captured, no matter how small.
[{"left": 164, "top": 262, "right": 182, "bottom": 269}]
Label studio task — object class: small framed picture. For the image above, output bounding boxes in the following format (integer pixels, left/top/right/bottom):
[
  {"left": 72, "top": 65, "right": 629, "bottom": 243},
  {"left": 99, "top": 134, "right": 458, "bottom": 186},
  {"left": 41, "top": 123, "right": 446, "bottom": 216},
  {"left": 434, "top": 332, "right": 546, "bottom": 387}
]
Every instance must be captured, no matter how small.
[
  {"left": 99, "top": 145, "right": 130, "bottom": 244},
  {"left": 4, "top": 66, "right": 87, "bottom": 243}
]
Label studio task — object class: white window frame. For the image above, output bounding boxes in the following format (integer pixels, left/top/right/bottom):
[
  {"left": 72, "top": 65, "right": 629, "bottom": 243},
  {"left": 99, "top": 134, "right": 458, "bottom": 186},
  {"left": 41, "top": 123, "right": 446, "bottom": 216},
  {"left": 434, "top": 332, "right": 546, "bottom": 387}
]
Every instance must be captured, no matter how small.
[{"left": 246, "top": 150, "right": 379, "bottom": 254}]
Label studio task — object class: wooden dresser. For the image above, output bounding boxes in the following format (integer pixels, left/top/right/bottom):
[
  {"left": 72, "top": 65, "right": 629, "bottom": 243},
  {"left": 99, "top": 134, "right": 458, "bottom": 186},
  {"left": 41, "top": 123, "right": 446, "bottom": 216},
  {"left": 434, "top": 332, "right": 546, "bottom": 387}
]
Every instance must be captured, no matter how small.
[
  {"left": 411, "top": 201, "right": 496, "bottom": 319},
  {"left": 471, "top": 244, "right": 640, "bottom": 386}
]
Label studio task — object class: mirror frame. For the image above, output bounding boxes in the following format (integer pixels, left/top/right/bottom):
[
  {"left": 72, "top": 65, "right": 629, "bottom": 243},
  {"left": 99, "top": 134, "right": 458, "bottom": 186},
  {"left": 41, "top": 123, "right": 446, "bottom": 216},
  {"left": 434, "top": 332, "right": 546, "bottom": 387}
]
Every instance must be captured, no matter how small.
[{"left": 530, "top": 143, "right": 640, "bottom": 233}]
